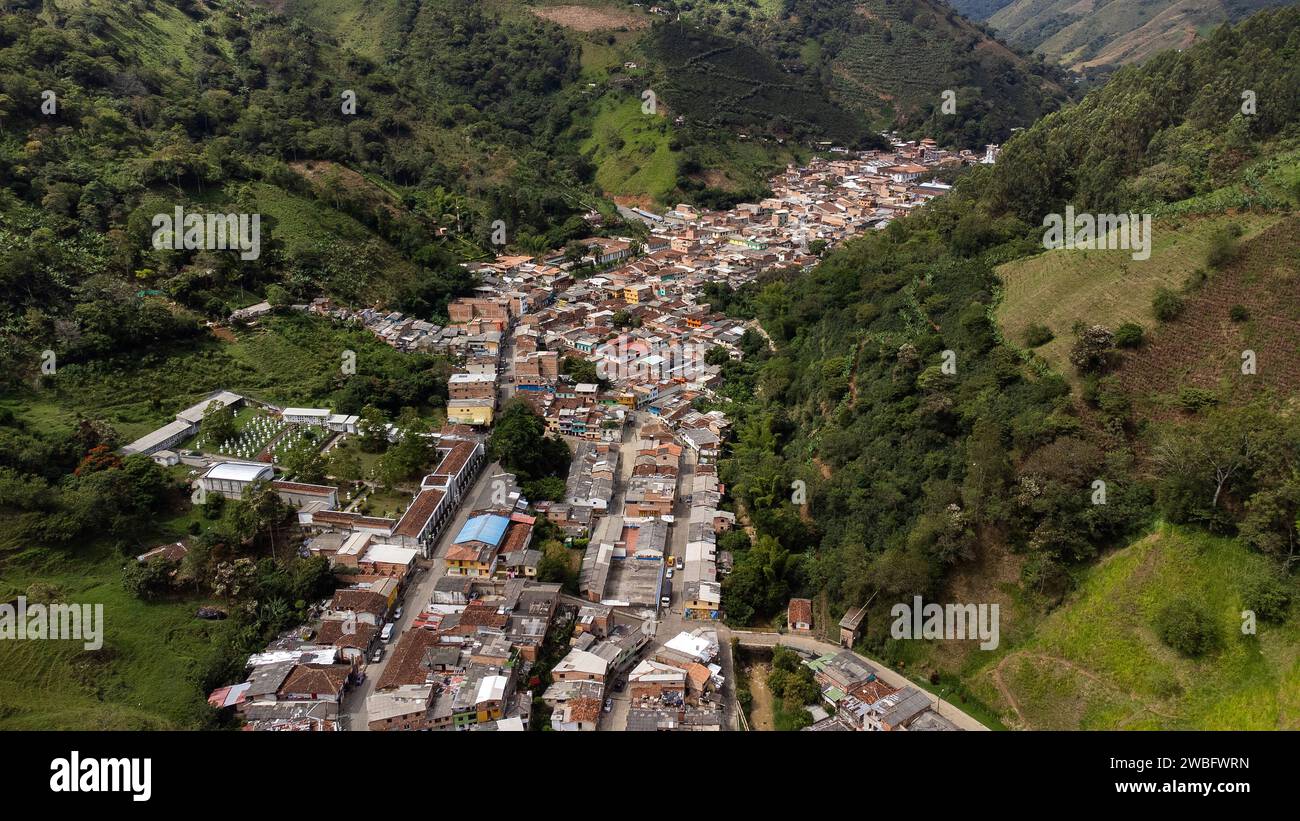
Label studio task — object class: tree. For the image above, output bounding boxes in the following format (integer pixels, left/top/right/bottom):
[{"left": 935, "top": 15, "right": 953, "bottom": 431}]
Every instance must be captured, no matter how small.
[
  {"left": 199, "top": 401, "right": 236, "bottom": 448},
  {"left": 1069, "top": 325, "right": 1114, "bottom": 374},
  {"left": 265, "top": 283, "right": 291, "bottom": 308},
  {"left": 1239, "top": 477, "right": 1300, "bottom": 568},
  {"left": 489, "top": 399, "right": 571, "bottom": 481},
  {"left": 232, "top": 480, "right": 293, "bottom": 556},
  {"left": 281, "top": 439, "right": 327, "bottom": 484},
  {"left": 561, "top": 355, "right": 600, "bottom": 385},
  {"left": 1154, "top": 599, "right": 1219, "bottom": 657},
  {"left": 356, "top": 405, "right": 389, "bottom": 453},
  {"left": 1152, "top": 288, "right": 1184, "bottom": 322},
  {"left": 378, "top": 416, "right": 433, "bottom": 487},
  {"left": 1113, "top": 322, "right": 1144, "bottom": 348},
  {"left": 327, "top": 444, "right": 364, "bottom": 483},
  {"left": 1154, "top": 404, "right": 1294, "bottom": 529},
  {"left": 536, "top": 539, "right": 577, "bottom": 592},
  {"left": 122, "top": 557, "right": 177, "bottom": 600}
]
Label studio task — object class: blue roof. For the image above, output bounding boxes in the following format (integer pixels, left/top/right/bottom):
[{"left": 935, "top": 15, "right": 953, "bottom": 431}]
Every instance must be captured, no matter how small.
[{"left": 454, "top": 514, "right": 510, "bottom": 547}]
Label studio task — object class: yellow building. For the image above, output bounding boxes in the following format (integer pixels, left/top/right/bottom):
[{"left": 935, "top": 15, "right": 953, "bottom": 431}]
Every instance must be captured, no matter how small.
[{"left": 447, "top": 399, "right": 494, "bottom": 426}]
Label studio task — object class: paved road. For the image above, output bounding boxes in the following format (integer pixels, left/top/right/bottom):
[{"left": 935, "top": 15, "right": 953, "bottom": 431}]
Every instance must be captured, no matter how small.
[
  {"left": 341, "top": 460, "right": 504, "bottom": 730},
  {"left": 730, "top": 630, "right": 989, "bottom": 731},
  {"left": 599, "top": 423, "right": 738, "bottom": 730},
  {"left": 498, "top": 332, "right": 516, "bottom": 405}
]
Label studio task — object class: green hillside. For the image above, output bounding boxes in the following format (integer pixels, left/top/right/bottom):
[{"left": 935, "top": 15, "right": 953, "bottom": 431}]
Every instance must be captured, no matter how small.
[
  {"left": 987, "top": 0, "right": 1295, "bottom": 71},
  {"left": 969, "top": 526, "right": 1300, "bottom": 730},
  {"left": 711, "top": 7, "right": 1300, "bottom": 730}
]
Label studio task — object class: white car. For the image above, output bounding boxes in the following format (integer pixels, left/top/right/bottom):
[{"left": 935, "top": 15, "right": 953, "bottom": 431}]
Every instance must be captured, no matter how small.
[{"left": 666, "top": 568, "right": 674, "bottom": 580}]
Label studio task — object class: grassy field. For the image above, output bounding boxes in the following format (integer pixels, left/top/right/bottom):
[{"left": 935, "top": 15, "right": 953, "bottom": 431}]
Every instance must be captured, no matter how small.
[
  {"left": 994, "top": 212, "right": 1284, "bottom": 382},
  {"left": 580, "top": 94, "right": 680, "bottom": 202},
  {"left": 0, "top": 540, "right": 237, "bottom": 730},
  {"left": 966, "top": 526, "right": 1300, "bottom": 730}
]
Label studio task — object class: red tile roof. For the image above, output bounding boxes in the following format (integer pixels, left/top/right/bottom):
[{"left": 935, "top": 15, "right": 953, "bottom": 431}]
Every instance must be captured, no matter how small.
[
  {"left": 788, "top": 598, "right": 813, "bottom": 626},
  {"left": 278, "top": 664, "right": 350, "bottom": 698},
  {"left": 393, "top": 488, "right": 446, "bottom": 538}
]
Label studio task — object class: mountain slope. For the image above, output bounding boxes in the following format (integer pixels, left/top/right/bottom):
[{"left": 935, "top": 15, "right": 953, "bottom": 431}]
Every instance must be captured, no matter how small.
[
  {"left": 987, "top": 0, "right": 1296, "bottom": 71},
  {"left": 714, "top": 6, "right": 1300, "bottom": 727},
  {"left": 970, "top": 526, "right": 1300, "bottom": 730},
  {"left": 664, "top": 0, "right": 1069, "bottom": 147}
]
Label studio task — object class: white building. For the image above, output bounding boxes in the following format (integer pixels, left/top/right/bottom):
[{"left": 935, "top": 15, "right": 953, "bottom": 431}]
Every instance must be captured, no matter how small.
[
  {"left": 282, "top": 407, "right": 331, "bottom": 426},
  {"left": 199, "top": 462, "right": 274, "bottom": 499}
]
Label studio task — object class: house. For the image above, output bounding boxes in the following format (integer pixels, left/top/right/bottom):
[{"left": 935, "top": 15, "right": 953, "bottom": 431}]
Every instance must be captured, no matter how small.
[
  {"left": 448, "top": 372, "right": 497, "bottom": 401},
  {"left": 551, "top": 697, "right": 601, "bottom": 731},
  {"left": 315, "top": 619, "right": 379, "bottom": 662},
  {"left": 136, "top": 541, "right": 189, "bottom": 565},
  {"left": 357, "top": 543, "right": 419, "bottom": 578},
  {"left": 282, "top": 407, "right": 332, "bottom": 426},
  {"left": 839, "top": 604, "right": 868, "bottom": 648},
  {"left": 367, "top": 684, "right": 438, "bottom": 731},
  {"left": 272, "top": 480, "right": 339, "bottom": 511},
  {"left": 865, "top": 686, "right": 935, "bottom": 731},
  {"left": 788, "top": 598, "right": 813, "bottom": 635},
  {"left": 808, "top": 650, "right": 875, "bottom": 703},
  {"left": 551, "top": 648, "right": 609, "bottom": 684},
  {"left": 446, "top": 513, "right": 512, "bottom": 577},
  {"left": 390, "top": 487, "right": 450, "bottom": 556},
  {"left": 499, "top": 548, "right": 541, "bottom": 579},
  {"left": 627, "top": 659, "right": 686, "bottom": 702},
  {"left": 121, "top": 390, "right": 245, "bottom": 456},
  {"left": 327, "top": 589, "right": 389, "bottom": 626},
  {"left": 276, "top": 664, "right": 351, "bottom": 703},
  {"left": 447, "top": 399, "right": 495, "bottom": 427}
]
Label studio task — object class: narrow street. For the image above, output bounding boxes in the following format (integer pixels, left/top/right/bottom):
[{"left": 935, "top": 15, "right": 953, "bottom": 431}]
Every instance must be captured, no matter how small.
[
  {"left": 598, "top": 417, "right": 738, "bottom": 730},
  {"left": 340, "top": 460, "right": 505, "bottom": 730}
]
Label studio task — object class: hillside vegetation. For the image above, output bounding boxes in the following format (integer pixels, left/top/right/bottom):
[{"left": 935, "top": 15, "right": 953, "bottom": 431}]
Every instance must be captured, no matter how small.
[
  {"left": 986, "top": 0, "right": 1294, "bottom": 71},
  {"left": 712, "top": 7, "right": 1300, "bottom": 728},
  {"left": 969, "top": 526, "right": 1300, "bottom": 730}
]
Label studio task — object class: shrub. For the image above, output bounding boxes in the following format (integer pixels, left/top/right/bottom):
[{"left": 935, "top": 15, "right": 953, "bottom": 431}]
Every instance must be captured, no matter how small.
[
  {"left": 1176, "top": 386, "right": 1219, "bottom": 413},
  {"left": 1242, "top": 573, "right": 1292, "bottom": 623},
  {"left": 1206, "top": 226, "right": 1240, "bottom": 269},
  {"left": 1154, "top": 599, "right": 1219, "bottom": 657},
  {"left": 1113, "top": 322, "right": 1145, "bottom": 348},
  {"left": 1023, "top": 323, "right": 1054, "bottom": 347},
  {"left": 1069, "top": 324, "right": 1114, "bottom": 374},
  {"left": 1152, "top": 287, "right": 1184, "bottom": 322},
  {"left": 1229, "top": 304, "right": 1249, "bottom": 322}
]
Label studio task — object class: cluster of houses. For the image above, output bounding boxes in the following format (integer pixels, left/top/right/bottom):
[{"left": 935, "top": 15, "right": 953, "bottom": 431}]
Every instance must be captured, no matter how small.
[
  {"left": 800, "top": 650, "right": 960, "bottom": 732},
  {"left": 544, "top": 614, "right": 725, "bottom": 732},
  {"left": 193, "top": 425, "right": 493, "bottom": 730},
  {"left": 365, "top": 577, "right": 562, "bottom": 731},
  {"left": 191, "top": 138, "right": 981, "bottom": 731}
]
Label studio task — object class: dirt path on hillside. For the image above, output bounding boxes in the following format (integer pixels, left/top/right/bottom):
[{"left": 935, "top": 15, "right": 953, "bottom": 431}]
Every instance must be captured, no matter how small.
[
  {"left": 532, "top": 6, "right": 648, "bottom": 31},
  {"left": 991, "top": 650, "right": 1179, "bottom": 729},
  {"left": 746, "top": 662, "right": 776, "bottom": 731}
]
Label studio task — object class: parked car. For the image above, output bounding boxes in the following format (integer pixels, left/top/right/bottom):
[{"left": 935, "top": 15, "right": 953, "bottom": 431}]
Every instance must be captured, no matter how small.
[
  {"left": 666, "top": 568, "right": 674, "bottom": 580},
  {"left": 675, "top": 557, "right": 684, "bottom": 571},
  {"left": 603, "top": 698, "right": 613, "bottom": 713},
  {"left": 393, "top": 606, "right": 403, "bottom": 621},
  {"left": 370, "top": 646, "right": 384, "bottom": 663}
]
